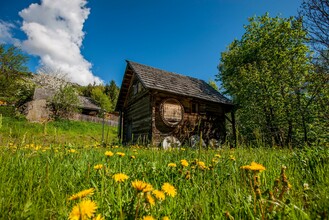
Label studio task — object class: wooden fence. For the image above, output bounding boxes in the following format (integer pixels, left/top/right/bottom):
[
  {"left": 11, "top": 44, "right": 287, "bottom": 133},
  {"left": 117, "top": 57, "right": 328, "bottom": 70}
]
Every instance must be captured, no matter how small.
[{"left": 72, "top": 113, "right": 118, "bottom": 126}]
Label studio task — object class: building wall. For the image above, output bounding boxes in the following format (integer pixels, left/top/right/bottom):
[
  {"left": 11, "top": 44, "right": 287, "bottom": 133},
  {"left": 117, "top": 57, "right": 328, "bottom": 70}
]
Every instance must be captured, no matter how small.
[
  {"left": 122, "top": 89, "right": 152, "bottom": 144},
  {"left": 151, "top": 91, "right": 227, "bottom": 146}
]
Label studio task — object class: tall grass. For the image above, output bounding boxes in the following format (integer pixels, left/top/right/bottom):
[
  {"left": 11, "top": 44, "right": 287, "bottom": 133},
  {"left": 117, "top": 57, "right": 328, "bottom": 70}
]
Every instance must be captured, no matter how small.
[
  {"left": 0, "top": 116, "right": 117, "bottom": 146},
  {"left": 0, "top": 113, "right": 328, "bottom": 219},
  {"left": 0, "top": 144, "right": 328, "bottom": 219}
]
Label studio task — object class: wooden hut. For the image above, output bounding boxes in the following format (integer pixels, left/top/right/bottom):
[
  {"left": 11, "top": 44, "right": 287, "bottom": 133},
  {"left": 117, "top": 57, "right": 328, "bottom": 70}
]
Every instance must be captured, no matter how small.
[{"left": 115, "top": 61, "right": 234, "bottom": 147}]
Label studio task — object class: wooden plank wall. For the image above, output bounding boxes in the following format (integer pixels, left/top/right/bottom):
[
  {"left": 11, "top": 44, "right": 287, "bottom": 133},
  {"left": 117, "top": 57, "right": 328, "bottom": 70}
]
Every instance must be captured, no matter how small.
[
  {"left": 151, "top": 92, "right": 226, "bottom": 146},
  {"left": 123, "top": 91, "right": 151, "bottom": 144}
]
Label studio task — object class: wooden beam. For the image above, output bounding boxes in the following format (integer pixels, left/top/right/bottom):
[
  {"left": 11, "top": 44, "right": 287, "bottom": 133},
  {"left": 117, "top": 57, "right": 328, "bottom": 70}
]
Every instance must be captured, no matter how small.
[{"left": 231, "top": 109, "right": 237, "bottom": 148}]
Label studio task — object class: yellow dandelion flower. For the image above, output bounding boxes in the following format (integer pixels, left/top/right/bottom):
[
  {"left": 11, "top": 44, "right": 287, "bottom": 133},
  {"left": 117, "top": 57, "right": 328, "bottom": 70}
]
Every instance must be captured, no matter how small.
[
  {"left": 215, "top": 154, "right": 221, "bottom": 158},
  {"left": 68, "top": 149, "right": 77, "bottom": 153},
  {"left": 130, "top": 155, "right": 136, "bottom": 159},
  {"left": 180, "top": 159, "right": 189, "bottom": 167},
  {"left": 162, "top": 182, "right": 177, "bottom": 197},
  {"left": 131, "top": 180, "right": 147, "bottom": 191},
  {"left": 143, "top": 216, "right": 155, "bottom": 220},
  {"left": 68, "top": 188, "right": 95, "bottom": 201},
  {"left": 94, "top": 164, "right": 104, "bottom": 170},
  {"left": 105, "top": 151, "right": 114, "bottom": 157},
  {"left": 197, "top": 161, "right": 207, "bottom": 170},
  {"left": 168, "top": 163, "right": 177, "bottom": 168},
  {"left": 69, "top": 199, "right": 97, "bottom": 220},
  {"left": 112, "top": 173, "right": 129, "bottom": 183},
  {"left": 93, "top": 214, "right": 105, "bottom": 220},
  {"left": 162, "top": 217, "right": 170, "bottom": 220},
  {"left": 250, "top": 162, "right": 265, "bottom": 171},
  {"left": 152, "top": 190, "right": 165, "bottom": 201},
  {"left": 116, "top": 152, "right": 125, "bottom": 157},
  {"left": 240, "top": 162, "right": 265, "bottom": 172},
  {"left": 146, "top": 193, "right": 155, "bottom": 206},
  {"left": 142, "top": 183, "right": 153, "bottom": 192},
  {"left": 229, "top": 155, "right": 236, "bottom": 161}
]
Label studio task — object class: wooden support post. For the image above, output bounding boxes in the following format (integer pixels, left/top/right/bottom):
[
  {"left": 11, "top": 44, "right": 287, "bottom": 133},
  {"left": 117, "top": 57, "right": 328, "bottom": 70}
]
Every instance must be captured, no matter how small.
[
  {"left": 231, "top": 109, "right": 237, "bottom": 148},
  {"left": 118, "top": 111, "right": 122, "bottom": 140}
]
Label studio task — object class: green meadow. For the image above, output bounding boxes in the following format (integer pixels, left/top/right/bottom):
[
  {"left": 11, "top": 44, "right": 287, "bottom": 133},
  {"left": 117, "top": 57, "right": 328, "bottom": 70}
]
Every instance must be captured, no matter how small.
[{"left": 0, "top": 113, "right": 328, "bottom": 219}]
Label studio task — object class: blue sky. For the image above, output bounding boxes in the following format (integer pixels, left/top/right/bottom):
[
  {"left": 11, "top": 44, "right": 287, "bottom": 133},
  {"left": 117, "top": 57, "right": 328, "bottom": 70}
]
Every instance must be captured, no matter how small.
[{"left": 0, "top": 0, "right": 302, "bottom": 86}]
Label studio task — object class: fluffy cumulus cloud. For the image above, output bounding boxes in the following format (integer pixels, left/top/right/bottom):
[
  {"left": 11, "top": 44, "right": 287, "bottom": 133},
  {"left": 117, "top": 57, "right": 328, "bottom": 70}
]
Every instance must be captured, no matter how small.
[{"left": 19, "top": 0, "right": 102, "bottom": 85}]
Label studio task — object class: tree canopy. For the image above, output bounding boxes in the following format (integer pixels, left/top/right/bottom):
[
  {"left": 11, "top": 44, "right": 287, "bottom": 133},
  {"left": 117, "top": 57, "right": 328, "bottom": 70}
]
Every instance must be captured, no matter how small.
[
  {"left": 217, "top": 14, "right": 325, "bottom": 147},
  {"left": 0, "top": 44, "right": 34, "bottom": 106}
]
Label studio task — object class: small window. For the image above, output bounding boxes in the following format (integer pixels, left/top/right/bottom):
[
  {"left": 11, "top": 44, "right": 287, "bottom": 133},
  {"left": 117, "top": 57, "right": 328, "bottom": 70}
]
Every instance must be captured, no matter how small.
[
  {"left": 133, "top": 84, "right": 138, "bottom": 95},
  {"left": 138, "top": 82, "right": 143, "bottom": 93},
  {"left": 160, "top": 99, "right": 184, "bottom": 127},
  {"left": 133, "top": 82, "right": 143, "bottom": 95}
]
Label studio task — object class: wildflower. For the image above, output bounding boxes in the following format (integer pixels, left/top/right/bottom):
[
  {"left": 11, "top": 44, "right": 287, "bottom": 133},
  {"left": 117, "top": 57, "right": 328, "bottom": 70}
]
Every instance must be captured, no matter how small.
[
  {"left": 162, "top": 217, "right": 170, "bottom": 220},
  {"left": 180, "top": 159, "right": 189, "bottom": 167},
  {"left": 197, "top": 161, "right": 207, "bottom": 170},
  {"left": 142, "top": 216, "right": 155, "bottom": 220},
  {"left": 130, "top": 155, "right": 136, "bottom": 159},
  {"left": 162, "top": 182, "right": 177, "bottom": 197},
  {"left": 68, "top": 149, "right": 77, "bottom": 153},
  {"left": 131, "top": 180, "right": 147, "bottom": 191},
  {"left": 240, "top": 162, "right": 265, "bottom": 172},
  {"left": 168, "top": 163, "right": 177, "bottom": 168},
  {"left": 152, "top": 190, "right": 165, "bottom": 201},
  {"left": 215, "top": 154, "right": 221, "bottom": 158},
  {"left": 229, "top": 155, "right": 236, "bottom": 161},
  {"left": 116, "top": 152, "right": 125, "bottom": 157},
  {"left": 93, "top": 214, "right": 105, "bottom": 220},
  {"left": 69, "top": 199, "right": 97, "bottom": 220},
  {"left": 94, "top": 164, "right": 104, "bottom": 170},
  {"left": 303, "top": 183, "right": 309, "bottom": 190},
  {"left": 105, "top": 151, "right": 114, "bottom": 157},
  {"left": 146, "top": 193, "right": 155, "bottom": 206},
  {"left": 143, "top": 183, "right": 154, "bottom": 192},
  {"left": 68, "top": 188, "right": 95, "bottom": 201},
  {"left": 112, "top": 173, "right": 129, "bottom": 183}
]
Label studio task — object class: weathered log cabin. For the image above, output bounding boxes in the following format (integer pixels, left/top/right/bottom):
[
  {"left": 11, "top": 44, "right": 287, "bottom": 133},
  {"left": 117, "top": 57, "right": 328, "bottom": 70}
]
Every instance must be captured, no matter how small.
[{"left": 115, "top": 61, "right": 234, "bottom": 147}]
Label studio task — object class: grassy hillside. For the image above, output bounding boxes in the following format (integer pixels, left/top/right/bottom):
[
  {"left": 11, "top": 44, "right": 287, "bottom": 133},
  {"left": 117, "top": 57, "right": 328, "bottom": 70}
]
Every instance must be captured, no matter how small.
[
  {"left": 1, "top": 106, "right": 328, "bottom": 219},
  {"left": 0, "top": 107, "right": 118, "bottom": 146}
]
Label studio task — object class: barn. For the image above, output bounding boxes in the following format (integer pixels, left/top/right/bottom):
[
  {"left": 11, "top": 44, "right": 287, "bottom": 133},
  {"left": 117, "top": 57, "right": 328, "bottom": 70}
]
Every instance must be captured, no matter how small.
[{"left": 115, "top": 61, "right": 235, "bottom": 147}]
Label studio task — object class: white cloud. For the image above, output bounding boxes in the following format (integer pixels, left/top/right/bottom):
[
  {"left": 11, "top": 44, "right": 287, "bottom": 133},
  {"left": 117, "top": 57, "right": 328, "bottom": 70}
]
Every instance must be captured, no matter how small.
[
  {"left": 19, "top": 0, "right": 102, "bottom": 85},
  {"left": 0, "top": 20, "right": 20, "bottom": 45}
]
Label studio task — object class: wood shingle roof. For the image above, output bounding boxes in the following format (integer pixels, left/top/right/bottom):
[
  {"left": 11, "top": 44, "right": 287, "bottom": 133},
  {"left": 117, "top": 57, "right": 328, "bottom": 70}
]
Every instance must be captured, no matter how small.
[{"left": 128, "top": 61, "right": 232, "bottom": 104}]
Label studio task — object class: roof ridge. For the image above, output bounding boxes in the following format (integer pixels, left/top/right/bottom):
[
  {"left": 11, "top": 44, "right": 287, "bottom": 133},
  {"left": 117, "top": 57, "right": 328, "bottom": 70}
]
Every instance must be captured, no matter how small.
[{"left": 127, "top": 60, "right": 205, "bottom": 82}]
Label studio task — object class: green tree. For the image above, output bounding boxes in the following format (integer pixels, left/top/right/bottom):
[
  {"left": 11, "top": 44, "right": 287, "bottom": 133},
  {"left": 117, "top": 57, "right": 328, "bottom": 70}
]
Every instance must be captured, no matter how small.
[
  {"left": 208, "top": 80, "right": 219, "bottom": 91},
  {"left": 217, "top": 14, "right": 315, "bottom": 147},
  {"left": 299, "top": 0, "right": 329, "bottom": 143},
  {"left": 105, "top": 80, "right": 119, "bottom": 108},
  {"left": 50, "top": 85, "right": 80, "bottom": 119},
  {"left": 91, "top": 87, "right": 112, "bottom": 112},
  {"left": 0, "top": 44, "right": 34, "bottom": 105}
]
